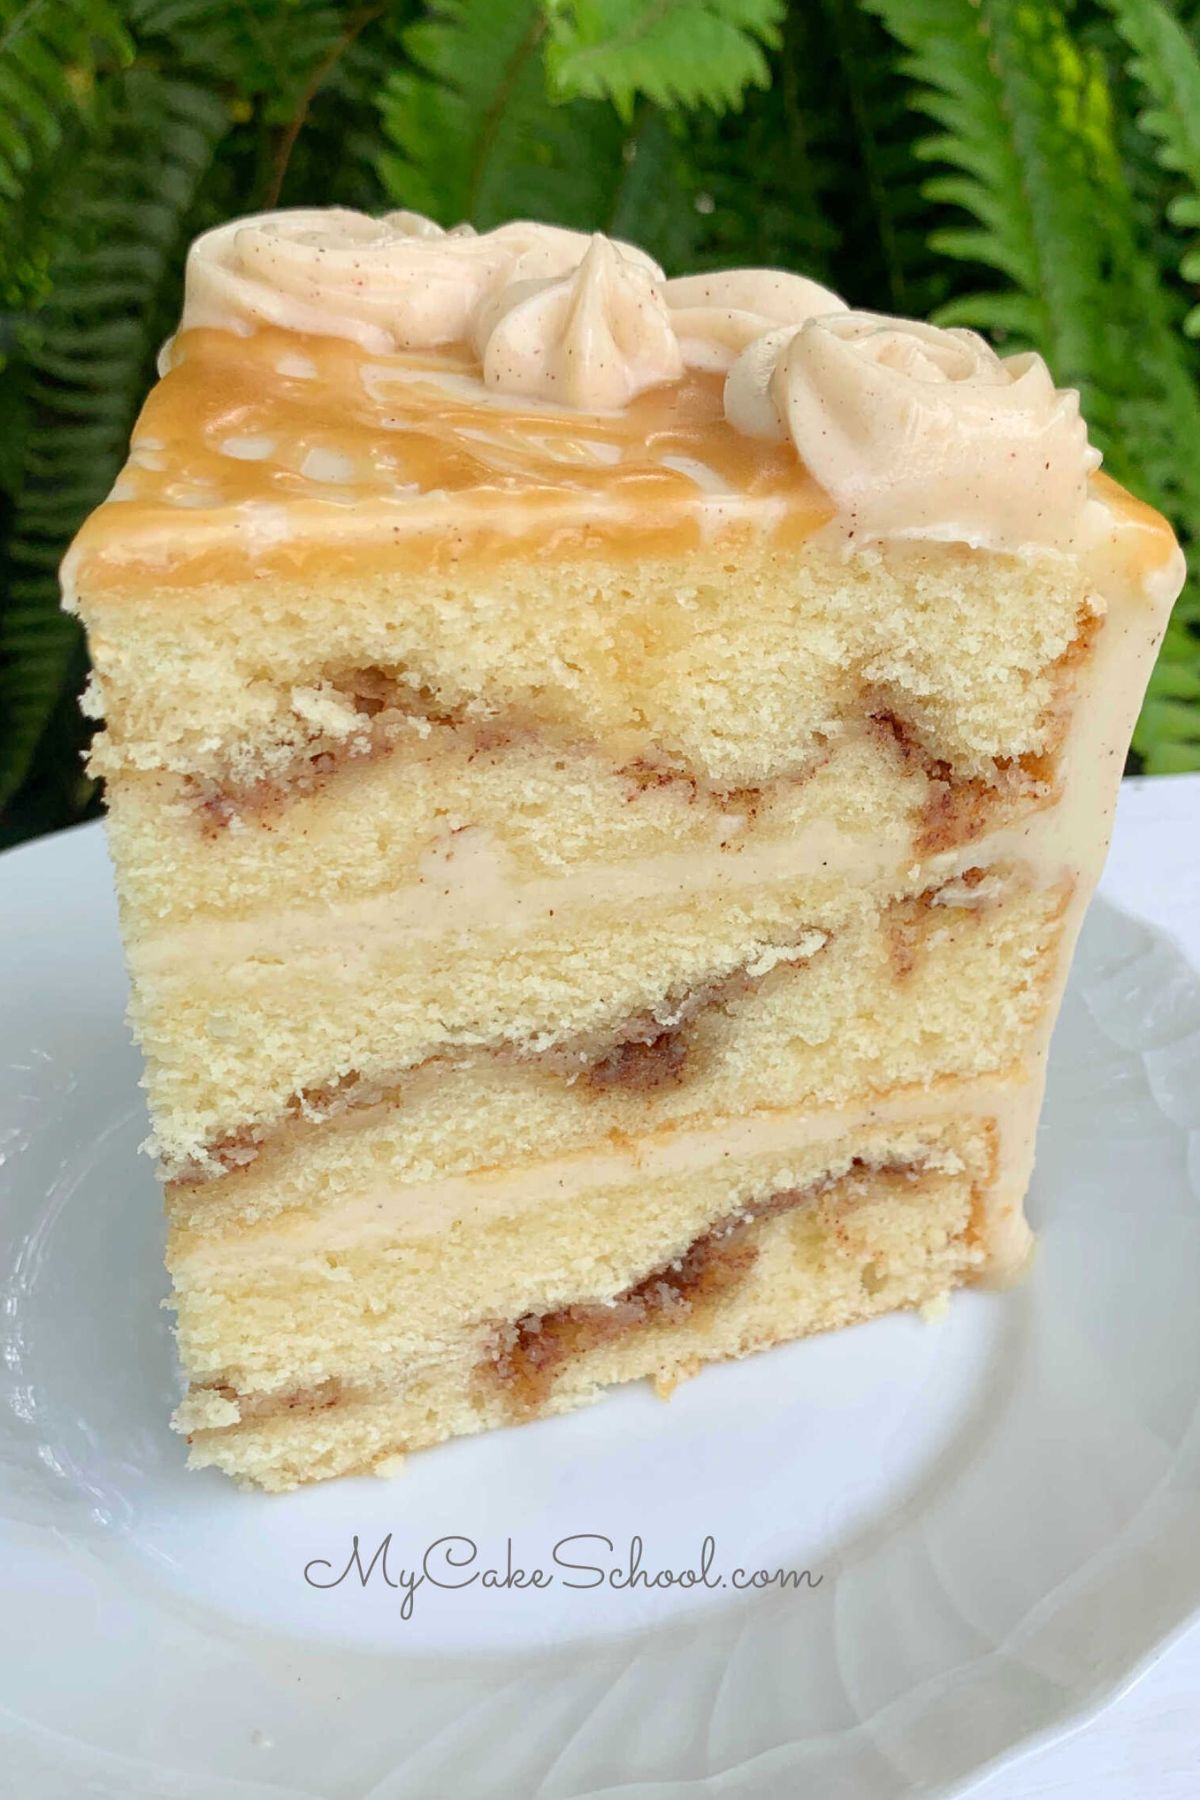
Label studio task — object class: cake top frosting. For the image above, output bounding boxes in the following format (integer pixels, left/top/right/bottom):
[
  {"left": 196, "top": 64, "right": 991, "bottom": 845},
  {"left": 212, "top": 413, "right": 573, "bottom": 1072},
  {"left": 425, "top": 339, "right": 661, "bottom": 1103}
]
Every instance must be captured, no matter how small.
[
  {"left": 63, "top": 207, "right": 1183, "bottom": 602},
  {"left": 177, "top": 206, "right": 1104, "bottom": 557}
]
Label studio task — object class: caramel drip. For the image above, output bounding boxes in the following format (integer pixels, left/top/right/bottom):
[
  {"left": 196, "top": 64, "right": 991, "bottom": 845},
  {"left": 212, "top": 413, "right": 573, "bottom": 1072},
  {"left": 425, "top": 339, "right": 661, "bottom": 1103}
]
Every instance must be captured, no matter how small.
[
  {"left": 64, "top": 321, "right": 1183, "bottom": 601},
  {"left": 69, "top": 326, "right": 836, "bottom": 589}
]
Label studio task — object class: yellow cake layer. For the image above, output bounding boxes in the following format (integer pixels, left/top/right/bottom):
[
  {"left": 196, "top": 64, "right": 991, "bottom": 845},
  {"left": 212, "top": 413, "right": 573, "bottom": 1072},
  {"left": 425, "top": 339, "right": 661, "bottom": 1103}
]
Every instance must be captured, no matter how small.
[
  {"left": 166, "top": 877, "right": 1065, "bottom": 1230},
  {"left": 177, "top": 1129, "right": 996, "bottom": 1490},
  {"left": 139, "top": 862, "right": 1066, "bottom": 1174},
  {"left": 83, "top": 538, "right": 1091, "bottom": 790},
  {"left": 102, "top": 722, "right": 1028, "bottom": 931}
]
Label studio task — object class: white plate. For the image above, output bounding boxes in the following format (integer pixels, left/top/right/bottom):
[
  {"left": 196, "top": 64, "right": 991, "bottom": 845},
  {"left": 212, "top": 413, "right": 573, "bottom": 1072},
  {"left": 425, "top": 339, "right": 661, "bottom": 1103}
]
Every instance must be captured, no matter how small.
[{"left": 3, "top": 821, "right": 1200, "bottom": 1799}]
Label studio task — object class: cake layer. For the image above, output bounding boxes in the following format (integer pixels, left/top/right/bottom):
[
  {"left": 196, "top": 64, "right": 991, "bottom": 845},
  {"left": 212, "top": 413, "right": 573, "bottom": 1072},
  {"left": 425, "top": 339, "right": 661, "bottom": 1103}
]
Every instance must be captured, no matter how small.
[
  {"left": 101, "top": 714, "right": 1054, "bottom": 933},
  {"left": 81, "top": 530, "right": 1094, "bottom": 792},
  {"left": 166, "top": 874, "right": 1063, "bottom": 1230},
  {"left": 176, "top": 1116, "right": 1001, "bottom": 1490},
  {"left": 138, "top": 859, "right": 1066, "bottom": 1174}
]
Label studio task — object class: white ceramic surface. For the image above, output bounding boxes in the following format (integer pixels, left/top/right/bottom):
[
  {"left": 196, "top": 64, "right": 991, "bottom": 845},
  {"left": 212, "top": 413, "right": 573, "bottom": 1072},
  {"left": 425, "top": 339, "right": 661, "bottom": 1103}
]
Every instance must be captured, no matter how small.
[{"left": 3, "top": 808, "right": 1200, "bottom": 1799}]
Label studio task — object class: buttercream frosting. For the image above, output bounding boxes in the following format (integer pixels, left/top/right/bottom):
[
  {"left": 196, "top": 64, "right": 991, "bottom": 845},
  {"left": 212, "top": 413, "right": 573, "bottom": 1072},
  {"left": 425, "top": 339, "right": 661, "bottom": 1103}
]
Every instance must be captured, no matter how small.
[
  {"left": 182, "top": 208, "right": 660, "bottom": 356},
  {"left": 665, "top": 268, "right": 846, "bottom": 370},
  {"left": 727, "top": 310, "right": 1101, "bottom": 553},
  {"left": 473, "top": 235, "right": 682, "bottom": 407}
]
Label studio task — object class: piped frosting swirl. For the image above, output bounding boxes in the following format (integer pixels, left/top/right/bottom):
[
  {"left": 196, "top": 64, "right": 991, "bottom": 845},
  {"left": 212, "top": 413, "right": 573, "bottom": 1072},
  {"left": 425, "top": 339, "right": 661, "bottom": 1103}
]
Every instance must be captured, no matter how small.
[
  {"left": 177, "top": 207, "right": 1107, "bottom": 555},
  {"left": 183, "top": 209, "right": 661, "bottom": 356},
  {"left": 473, "top": 236, "right": 682, "bottom": 408},
  {"left": 665, "top": 268, "right": 846, "bottom": 370},
  {"left": 727, "top": 311, "right": 1102, "bottom": 553}
]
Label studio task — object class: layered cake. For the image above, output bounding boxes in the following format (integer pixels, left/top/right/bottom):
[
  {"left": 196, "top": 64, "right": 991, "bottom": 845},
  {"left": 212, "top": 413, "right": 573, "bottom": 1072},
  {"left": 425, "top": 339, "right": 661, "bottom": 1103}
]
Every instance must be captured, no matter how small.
[{"left": 64, "top": 210, "right": 1184, "bottom": 1489}]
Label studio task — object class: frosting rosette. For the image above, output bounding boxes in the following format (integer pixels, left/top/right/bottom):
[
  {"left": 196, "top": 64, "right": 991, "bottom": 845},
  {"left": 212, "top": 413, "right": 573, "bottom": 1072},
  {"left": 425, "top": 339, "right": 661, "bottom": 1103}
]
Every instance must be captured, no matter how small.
[
  {"left": 484, "top": 221, "right": 662, "bottom": 287},
  {"left": 182, "top": 208, "right": 495, "bottom": 350},
  {"left": 473, "top": 235, "right": 682, "bottom": 409},
  {"left": 181, "top": 210, "right": 662, "bottom": 355},
  {"left": 726, "top": 310, "right": 1101, "bottom": 552},
  {"left": 665, "top": 268, "right": 846, "bottom": 371}
]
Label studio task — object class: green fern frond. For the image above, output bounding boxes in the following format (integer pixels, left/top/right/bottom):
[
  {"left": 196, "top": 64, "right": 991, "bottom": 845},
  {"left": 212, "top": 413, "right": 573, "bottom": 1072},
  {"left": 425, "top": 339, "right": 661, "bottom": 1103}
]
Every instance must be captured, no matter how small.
[
  {"left": 814, "top": 0, "right": 945, "bottom": 315},
  {"left": 258, "top": 16, "right": 406, "bottom": 214},
  {"left": 0, "top": 0, "right": 131, "bottom": 305},
  {"left": 1137, "top": 624, "right": 1200, "bottom": 768},
  {"left": 869, "top": 0, "right": 1200, "bottom": 510},
  {"left": 652, "top": 4, "right": 839, "bottom": 284},
  {"left": 377, "top": 0, "right": 627, "bottom": 228},
  {"left": 1105, "top": 0, "right": 1200, "bottom": 334},
  {"left": 600, "top": 105, "right": 713, "bottom": 272},
  {"left": 0, "top": 71, "right": 228, "bottom": 809},
  {"left": 131, "top": 0, "right": 345, "bottom": 113},
  {"left": 542, "top": 0, "right": 782, "bottom": 120},
  {"left": 377, "top": 0, "right": 799, "bottom": 267}
]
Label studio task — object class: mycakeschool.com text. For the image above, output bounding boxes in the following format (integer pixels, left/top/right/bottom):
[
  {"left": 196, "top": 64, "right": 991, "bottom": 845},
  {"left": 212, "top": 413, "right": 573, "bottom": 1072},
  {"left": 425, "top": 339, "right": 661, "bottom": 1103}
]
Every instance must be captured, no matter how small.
[{"left": 303, "top": 1534, "right": 824, "bottom": 1620}]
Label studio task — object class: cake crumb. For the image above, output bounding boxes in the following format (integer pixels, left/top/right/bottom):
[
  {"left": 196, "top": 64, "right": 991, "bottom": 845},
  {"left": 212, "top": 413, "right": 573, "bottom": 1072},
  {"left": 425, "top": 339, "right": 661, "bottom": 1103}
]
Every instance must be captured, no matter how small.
[
  {"left": 919, "top": 1292, "right": 950, "bottom": 1323},
  {"left": 654, "top": 1359, "right": 702, "bottom": 1399},
  {"left": 373, "top": 1451, "right": 408, "bottom": 1479},
  {"left": 173, "top": 1387, "right": 241, "bottom": 1431}
]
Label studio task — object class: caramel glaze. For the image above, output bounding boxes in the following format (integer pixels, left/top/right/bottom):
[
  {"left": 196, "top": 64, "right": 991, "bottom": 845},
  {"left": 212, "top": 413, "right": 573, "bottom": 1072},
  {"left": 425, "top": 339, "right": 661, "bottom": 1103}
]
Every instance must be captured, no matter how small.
[{"left": 66, "top": 327, "right": 838, "bottom": 593}]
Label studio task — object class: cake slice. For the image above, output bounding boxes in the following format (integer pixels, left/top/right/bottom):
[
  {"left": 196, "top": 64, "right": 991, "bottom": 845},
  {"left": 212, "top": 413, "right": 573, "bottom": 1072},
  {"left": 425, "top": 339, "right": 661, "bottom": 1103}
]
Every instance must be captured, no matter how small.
[{"left": 64, "top": 209, "right": 1183, "bottom": 1489}]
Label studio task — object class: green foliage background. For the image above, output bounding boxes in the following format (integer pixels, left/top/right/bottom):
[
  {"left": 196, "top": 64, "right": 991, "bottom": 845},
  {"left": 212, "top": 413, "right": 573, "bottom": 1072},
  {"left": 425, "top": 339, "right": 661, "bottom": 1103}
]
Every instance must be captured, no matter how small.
[{"left": 3, "top": 0, "right": 1200, "bottom": 848}]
